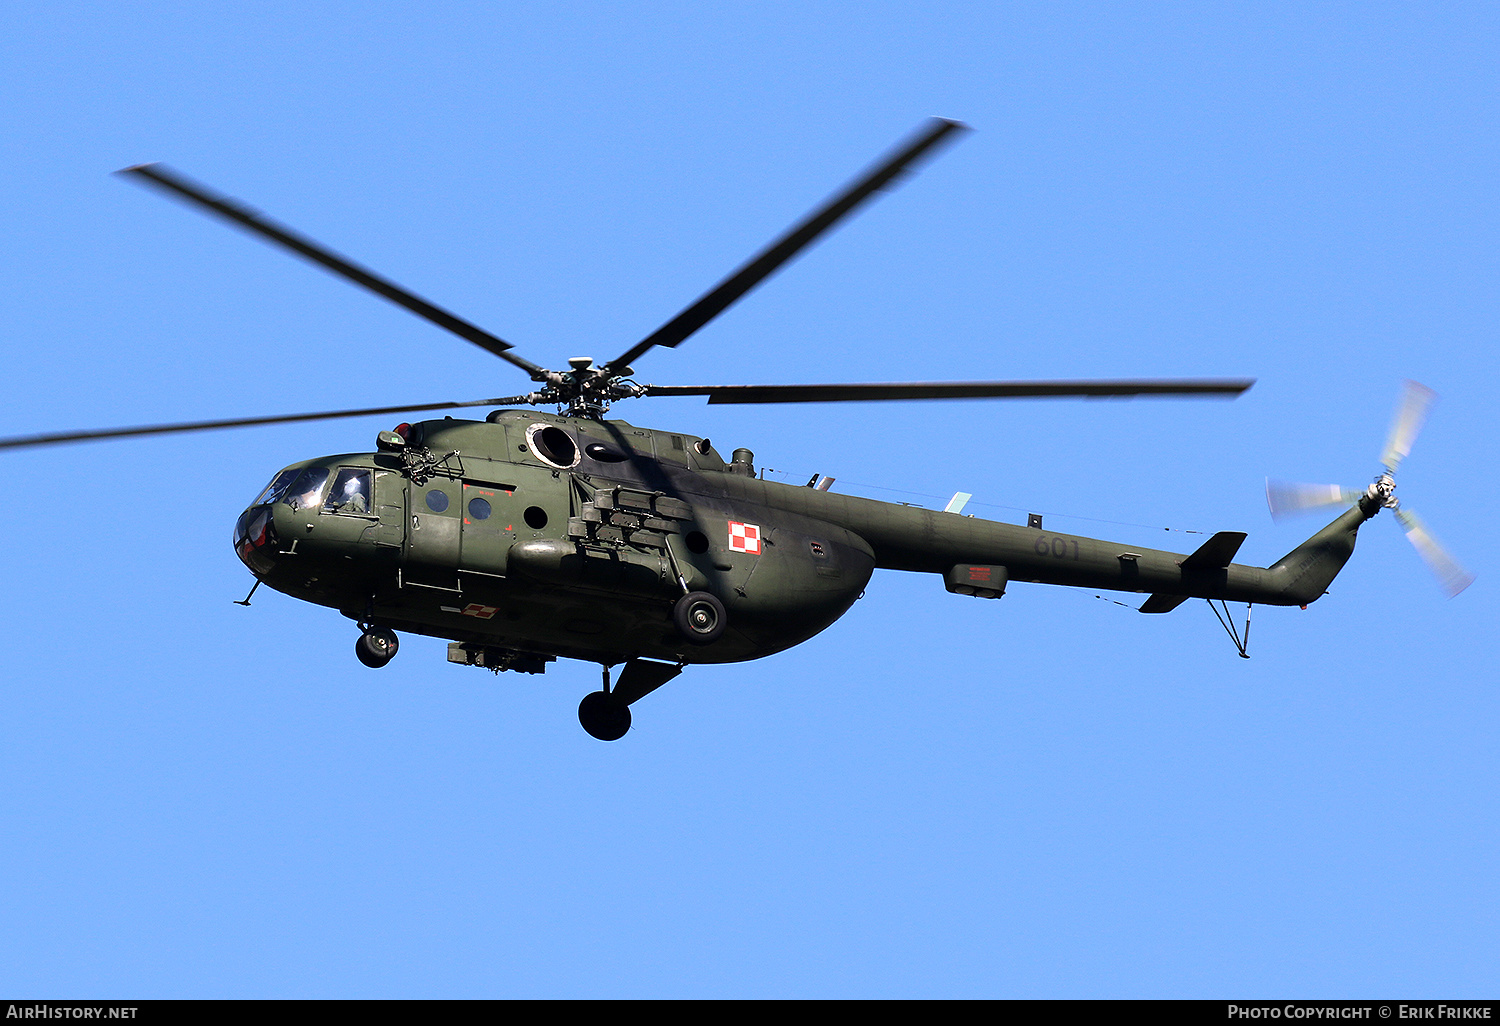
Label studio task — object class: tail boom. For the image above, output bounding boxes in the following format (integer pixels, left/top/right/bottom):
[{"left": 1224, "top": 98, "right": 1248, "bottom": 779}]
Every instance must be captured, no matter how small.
[{"left": 713, "top": 474, "right": 1375, "bottom": 608}]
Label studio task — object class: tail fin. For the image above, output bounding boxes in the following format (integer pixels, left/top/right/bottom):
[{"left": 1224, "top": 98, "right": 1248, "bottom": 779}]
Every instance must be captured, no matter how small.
[{"left": 1266, "top": 503, "right": 1375, "bottom": 605}]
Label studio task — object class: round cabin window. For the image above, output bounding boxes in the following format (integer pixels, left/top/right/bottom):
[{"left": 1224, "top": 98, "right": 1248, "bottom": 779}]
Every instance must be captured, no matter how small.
[
  {"left": 425, "top": 489, "right": 449, "bottom": 513},
  {"left": 524, "top": 506, "right": 548, "bottom": 530},
  {"left": 468, "top": 497, "right": 492, "bottom": 520},
  {"left": 525, "top": 423, "right": 579, "bottom": 469}
]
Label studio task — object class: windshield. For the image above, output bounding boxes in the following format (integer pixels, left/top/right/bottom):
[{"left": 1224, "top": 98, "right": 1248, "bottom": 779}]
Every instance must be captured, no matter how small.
[
  {"left": 284, "top": 467, "right": 330, "bottom": 511},
  {"left": 253, "top": 468, "right": 299, "bottom": 506},
  {"left": 324, "top": 467, "right": 371, "bottom": 515}
]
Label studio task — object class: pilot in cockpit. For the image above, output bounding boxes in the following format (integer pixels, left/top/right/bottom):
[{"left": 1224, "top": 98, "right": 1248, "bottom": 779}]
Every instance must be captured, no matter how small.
[{"left": 324, "top": 468, "right": 371, "bottom": 515}]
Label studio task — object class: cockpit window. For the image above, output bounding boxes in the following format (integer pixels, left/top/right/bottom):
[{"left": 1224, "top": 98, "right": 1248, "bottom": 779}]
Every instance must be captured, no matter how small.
[
  {"left": 254, "top": 469, "right": 299, "bottom": 506},
  {"left": 284, "top": 467, "right": 330, "bottom": 511},
  {"left": 324, "top": 468, "right": 372, "bottom": 515}
]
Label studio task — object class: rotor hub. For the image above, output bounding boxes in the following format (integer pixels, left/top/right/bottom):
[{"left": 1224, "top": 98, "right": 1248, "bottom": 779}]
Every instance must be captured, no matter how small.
[
  {"left": 1357, "top": 472, "right": 1398, "bottom": 518},
  {"left": 517, "top": 363, "right": 647, "bottom": 418}
]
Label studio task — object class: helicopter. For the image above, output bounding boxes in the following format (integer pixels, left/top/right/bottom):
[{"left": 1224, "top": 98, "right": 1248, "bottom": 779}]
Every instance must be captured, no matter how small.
[{"left": 0, "top": 118, "right": 1472, "bottom": 740}]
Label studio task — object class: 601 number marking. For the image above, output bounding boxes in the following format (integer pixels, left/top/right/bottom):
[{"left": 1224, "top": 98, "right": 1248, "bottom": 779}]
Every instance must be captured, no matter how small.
[{"left": 1033, "top": 535, "right": 1080, "bottom": 560}]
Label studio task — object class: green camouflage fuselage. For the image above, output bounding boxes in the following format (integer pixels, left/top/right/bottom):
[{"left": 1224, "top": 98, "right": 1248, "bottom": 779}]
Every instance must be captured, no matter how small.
[{"left": 234, "top": 410, "right": 1370, "bottom": 667}]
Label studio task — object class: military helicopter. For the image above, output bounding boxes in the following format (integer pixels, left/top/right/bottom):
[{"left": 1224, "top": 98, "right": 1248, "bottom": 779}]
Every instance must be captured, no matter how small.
[{"left": 1, "top": 118, "right": 1472, "bottom": 740}]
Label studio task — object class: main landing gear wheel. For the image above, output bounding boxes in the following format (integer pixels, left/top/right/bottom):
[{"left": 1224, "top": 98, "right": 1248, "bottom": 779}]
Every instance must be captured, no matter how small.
[
  {"left": 578, "top": 691, "right": 631, "bottom": 741},
  {"left": 355, "top": 628, "right": 399, "bottom": 668},
  {"left": 673, "top": 591, "right": 726, "bottom": 645}
]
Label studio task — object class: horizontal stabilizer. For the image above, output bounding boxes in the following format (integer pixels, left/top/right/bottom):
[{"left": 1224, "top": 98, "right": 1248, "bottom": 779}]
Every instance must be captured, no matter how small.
[
  {"left": 1179, "top": 531, "right": 1248, "bottom": 572},
  {"left": 1138, "top": 593, "right": 1190, "bottom": 614}
]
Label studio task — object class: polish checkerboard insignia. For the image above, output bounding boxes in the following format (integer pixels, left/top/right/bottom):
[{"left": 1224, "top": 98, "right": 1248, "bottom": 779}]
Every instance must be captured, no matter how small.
[
  {"left": 727, "top": 520, "right": 761, "bottom": 554},
  {"left": 461, "top": 603, "right": 499, "bottom": 619}
]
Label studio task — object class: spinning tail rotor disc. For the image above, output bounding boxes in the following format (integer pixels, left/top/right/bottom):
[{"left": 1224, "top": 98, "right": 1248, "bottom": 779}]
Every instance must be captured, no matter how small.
[
  {"left": 1265, "top": 481, "right": 1364, "bottom": 521},
  {"left": 1265, "top": 380, "right": 1473, "bottom": 598},
  {"left": 1392, "top": 506, "right": 1474, "bottom": 598},
  {"left": 1381, "top": 379, "right": 1436, "bottom": 475}
]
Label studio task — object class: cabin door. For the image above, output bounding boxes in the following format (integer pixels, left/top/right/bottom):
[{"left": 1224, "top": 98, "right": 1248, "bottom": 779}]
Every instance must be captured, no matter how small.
[{"left": 404, "top": 476, "right": 462, "bottom": 586}]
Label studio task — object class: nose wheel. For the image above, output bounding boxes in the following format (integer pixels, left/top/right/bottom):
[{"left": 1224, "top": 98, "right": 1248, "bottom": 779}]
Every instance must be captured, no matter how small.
[
  {"left": 355, "top": 627, "right": 400, "bottom": 668},
  {"left": 673, "top": 591, "right": 726, "bottom": 645}
]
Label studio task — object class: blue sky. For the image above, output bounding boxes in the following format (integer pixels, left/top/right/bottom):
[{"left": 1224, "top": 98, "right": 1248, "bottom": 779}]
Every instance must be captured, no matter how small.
[{"left": 1, "top": 2, "right": 1496, "bottom": 998}]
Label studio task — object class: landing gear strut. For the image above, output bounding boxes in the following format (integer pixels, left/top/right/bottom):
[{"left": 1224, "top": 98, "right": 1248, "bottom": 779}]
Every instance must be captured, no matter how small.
[
  {"left": 1207, "top": 600, "right": 1252, "bottom": 659},
  {"left": 578, "top": 660, "right": 684, "bottom": 741},
  {"left": 355, "top": 627, "right": 400, "bottom": 668}
]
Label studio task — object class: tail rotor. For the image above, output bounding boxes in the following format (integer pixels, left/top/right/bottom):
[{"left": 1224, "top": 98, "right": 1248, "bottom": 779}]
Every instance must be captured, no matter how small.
[
  {"left": 1381, "top": 379, "right": 1437, "bottom": 475},
  {"left": 1265, "top": 480, "right": 1363, "bottom": 521},
  {"left": 1265, "top": 380, "right": 1473, "bottom": 598},
  {"left": 1391, "top": 506, "right": 1474, "bottom": 598}
]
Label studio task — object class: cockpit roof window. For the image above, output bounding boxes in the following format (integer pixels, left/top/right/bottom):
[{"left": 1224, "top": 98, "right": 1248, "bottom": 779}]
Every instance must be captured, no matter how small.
[
  {"left": 255, "top": 469, "right": 299, "bottom": 506},
  {"left": 284, "top": 466, "right": 330, "bottom": 512}
]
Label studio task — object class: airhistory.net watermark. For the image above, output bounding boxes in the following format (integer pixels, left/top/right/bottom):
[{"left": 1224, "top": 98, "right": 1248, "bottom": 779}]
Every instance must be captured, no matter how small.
[{"left": 5, "top": 1007, "right": 138, "bottom": 1019}]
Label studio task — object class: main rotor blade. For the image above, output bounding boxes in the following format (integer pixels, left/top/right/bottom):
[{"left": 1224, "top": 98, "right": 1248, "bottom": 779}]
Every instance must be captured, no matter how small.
[
  {"left": 118, "top": 163, "right": 546, "bottom": 379},
  {"left": 644, "top": 378, "right": 1254, "bottom": 404},
  {"left": 1393, "top": 506, "right": 1474, "bottom": 597},
  {"left": 0, "top": 396, "right": 535, "bottom": 451},
  {"left": 1265, "top": 479, "right": 1362, "bottom": 521},
  {"left": 606, "top": 117, "right": 970, "bottom": 374},
  {"left": 1381, "top": 379, "right": 1436, "bottom": 474}
]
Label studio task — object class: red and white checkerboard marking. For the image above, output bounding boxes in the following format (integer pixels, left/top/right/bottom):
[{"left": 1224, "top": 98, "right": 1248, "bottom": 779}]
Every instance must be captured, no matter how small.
[
  {"left": 461, "top": 603, "right": 499, "bottom": 619},
  {"left": 727, "top": 520, "right": 761, "bottom": 554}
]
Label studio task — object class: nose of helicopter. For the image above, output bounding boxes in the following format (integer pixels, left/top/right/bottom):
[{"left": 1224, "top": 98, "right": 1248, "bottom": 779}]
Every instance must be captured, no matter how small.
[{"left": 233, "top": 504, "right": 279, "bottom": 575}]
